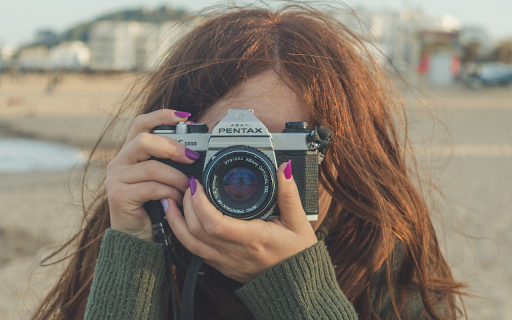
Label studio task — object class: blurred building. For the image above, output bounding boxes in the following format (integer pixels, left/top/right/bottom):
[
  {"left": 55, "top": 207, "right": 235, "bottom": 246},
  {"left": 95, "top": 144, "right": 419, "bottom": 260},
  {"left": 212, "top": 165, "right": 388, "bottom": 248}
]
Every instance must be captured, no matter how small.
[
  {"left": 48, "top": 41, "right": 90, "bottom": 70},
  {"left": 88, "top": 20, "right": 193, "bottom": 71},
  {"left": 332, "top": 8, "right": 426, "bottom": 74},
  {"left": 17, "top": 45, "right": 48, "bottom": 70},
  {"left": 88, "top": 21, "right": 158, "bottom": 71},
  {"left": 0, "top": 46, "right": 16, "bottom": 70}
]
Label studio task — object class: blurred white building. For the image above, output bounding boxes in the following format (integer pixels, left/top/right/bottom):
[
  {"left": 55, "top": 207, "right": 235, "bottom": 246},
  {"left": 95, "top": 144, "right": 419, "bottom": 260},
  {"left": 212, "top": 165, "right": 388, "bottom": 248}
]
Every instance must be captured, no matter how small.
[
  {"left": 332, "top": 8, "right": 426, "bottom": 74},
  {"left": 48, "top": 41, "right": 90, "bottom": 70},
  {"left": 1, "top": 46, "right": 17, "bottom": 70},
  {"left": 88, "top": 21, "right": 158, "bottom": 71},
  {"left": 17, "top": 45, "right": 48, "bottom": 70},
  {"left": 429, "top": 14, "right": 461, "bottom": 33},
  {"left": 88, "top": 20, "right": 193, "bottom": 71}
]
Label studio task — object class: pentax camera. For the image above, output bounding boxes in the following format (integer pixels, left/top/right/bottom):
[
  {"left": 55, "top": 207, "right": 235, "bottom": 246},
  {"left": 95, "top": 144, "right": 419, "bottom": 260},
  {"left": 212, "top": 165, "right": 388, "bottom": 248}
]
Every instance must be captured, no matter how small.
[{"left": 152, "top": 109, "right": 331, "bottom": 221}]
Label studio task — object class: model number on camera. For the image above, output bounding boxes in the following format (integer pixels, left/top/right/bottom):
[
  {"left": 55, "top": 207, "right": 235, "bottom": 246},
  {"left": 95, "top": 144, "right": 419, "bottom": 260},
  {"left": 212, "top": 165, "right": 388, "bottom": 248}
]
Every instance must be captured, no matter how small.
[{"left": 178, "top": 140, "right": 197, "bottom": 147}]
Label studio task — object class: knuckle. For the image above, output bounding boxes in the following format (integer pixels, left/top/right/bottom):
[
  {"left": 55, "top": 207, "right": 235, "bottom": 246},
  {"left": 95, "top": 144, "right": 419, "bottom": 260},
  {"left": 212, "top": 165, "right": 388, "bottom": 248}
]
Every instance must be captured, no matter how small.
[
  {"left": 246, "top": 238, "right": 264, "bottom": 253},
  {"left": 163, "top": 139, "right": 179, "bottom": 158},
  {"left": 205, "top": 220, "right": 223, "bottom": 237},
  {"left": 198, "top": 248, "right": 214, "bottom": 261},
  {"left": 285, "top": 188, "right": 301, "bottom": 202},
  {"left": 106, "top": 159, "right": 117, "bottom": 175},
  {"left": 142, "top": 160, "right": 159, "bottom": 177},
  {"left": 134, "top": 132, "right": 151, "bottom": 146},
  {"left": 189, "top": 221, "right": 203, "bottom": 237},
  {"left": 132, "top": 114, "right": 147, "bottom": 127},
  {"left": 187, "top": 241, "right": 201, "bottom": 255},
  {"left": 106, "top": 182, "right": 122, "bottom": 205},
  {"left": 147, "top": 181, "right": 160, "bottom": 195},
  {"left": 104, "top": 176, "right": 114, "bottom": 190}
]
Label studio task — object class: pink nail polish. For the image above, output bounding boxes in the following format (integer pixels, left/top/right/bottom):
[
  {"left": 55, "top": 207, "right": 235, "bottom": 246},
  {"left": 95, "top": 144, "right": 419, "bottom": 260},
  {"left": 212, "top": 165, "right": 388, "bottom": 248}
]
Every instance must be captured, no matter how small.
[
  {"left": 189, "top": 176, "right": 197, "bottom": 195},
  {"left": 160, "top": 198, "right": 169, "bottom": 212},
  {"left": 174, "top": 111, "right": 191, "bottom": 118},
  {"left": 285, "top": 160, "right": 292, "bottom": 179},
  {"left": 187, "top": 121, "right": 196, "bottom": 124}
]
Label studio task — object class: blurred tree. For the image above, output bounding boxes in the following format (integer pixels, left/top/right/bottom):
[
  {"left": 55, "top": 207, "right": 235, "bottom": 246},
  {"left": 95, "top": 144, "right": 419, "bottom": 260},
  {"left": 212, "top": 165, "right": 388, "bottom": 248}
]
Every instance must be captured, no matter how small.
[
  {"left": 61, "top": 6, "right": 188, "bottom": 43},
  {"left": 488, "top": 40, "right": 512, "bottom": 63},
  {"left": 34, "top": 29, "right": 60, "bottom": 48},
  {"left": 462, "top": 42, "right": 481, "bottom": 62}
]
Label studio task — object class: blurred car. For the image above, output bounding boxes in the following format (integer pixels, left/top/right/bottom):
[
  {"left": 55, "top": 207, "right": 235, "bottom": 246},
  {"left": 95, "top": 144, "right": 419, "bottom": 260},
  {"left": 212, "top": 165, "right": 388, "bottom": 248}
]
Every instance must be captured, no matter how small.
[{"left": 466, "top": 63, "right": 512, "bottom": 89}]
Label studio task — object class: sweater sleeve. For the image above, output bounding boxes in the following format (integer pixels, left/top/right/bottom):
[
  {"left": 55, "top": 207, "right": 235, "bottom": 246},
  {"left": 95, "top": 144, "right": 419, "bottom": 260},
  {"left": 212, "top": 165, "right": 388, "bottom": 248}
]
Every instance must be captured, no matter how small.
[
  {"left": 235, "top": 241, "right": 358, "bottom": 320},
  {"left": 84, "top": 229, "right": 169, "bottom": 320}
]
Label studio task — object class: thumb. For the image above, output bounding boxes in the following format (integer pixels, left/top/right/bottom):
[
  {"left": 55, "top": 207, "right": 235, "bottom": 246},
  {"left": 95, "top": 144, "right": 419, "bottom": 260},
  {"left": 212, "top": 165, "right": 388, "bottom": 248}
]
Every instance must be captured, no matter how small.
[{"left": 275, "top": 160, "right": 309, "bottom": 230}]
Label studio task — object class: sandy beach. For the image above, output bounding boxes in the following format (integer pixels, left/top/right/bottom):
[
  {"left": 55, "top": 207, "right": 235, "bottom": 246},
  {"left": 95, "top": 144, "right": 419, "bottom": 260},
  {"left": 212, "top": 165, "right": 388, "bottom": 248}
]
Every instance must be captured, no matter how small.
[{"left": 0, "top": 73, "right": 511, "bottom": 319}]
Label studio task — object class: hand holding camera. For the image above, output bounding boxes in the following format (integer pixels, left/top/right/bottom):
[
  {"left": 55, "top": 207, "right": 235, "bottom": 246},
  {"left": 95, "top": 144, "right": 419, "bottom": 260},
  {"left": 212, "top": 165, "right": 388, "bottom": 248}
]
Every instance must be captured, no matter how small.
[
  {"left": 165, "top": 161, "right": 318, "bottom": 284},
  {"left": 105, "top": 108, "right": 331, "bottom": 282},
  {"left": 105, "top": 109, "right": 197, "bottom": 242}
]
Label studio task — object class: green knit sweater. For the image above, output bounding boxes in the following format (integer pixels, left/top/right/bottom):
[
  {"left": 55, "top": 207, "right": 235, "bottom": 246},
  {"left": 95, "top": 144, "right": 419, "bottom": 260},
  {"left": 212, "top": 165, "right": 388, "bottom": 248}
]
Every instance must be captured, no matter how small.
[{"left": 84, "top": 229, "right": 430, "bottom": 320}]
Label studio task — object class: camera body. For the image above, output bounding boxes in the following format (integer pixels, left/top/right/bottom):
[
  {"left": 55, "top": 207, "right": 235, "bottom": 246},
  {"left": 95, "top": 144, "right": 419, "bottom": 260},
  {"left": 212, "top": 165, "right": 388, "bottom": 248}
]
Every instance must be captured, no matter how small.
[{"left": 152, "top": 109, "right": 331, "bottom": 221}]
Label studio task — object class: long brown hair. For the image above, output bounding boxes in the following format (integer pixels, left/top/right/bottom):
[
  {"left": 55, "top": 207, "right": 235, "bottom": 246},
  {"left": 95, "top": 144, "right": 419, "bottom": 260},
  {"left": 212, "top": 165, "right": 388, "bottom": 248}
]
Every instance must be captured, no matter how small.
[{"left": 32, "top": 3, "right": 465, "bottom": 320}]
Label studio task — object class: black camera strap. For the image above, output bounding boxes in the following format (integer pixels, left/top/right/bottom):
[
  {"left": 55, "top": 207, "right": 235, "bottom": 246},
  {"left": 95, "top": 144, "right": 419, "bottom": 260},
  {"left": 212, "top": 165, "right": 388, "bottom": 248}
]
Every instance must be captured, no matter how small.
[
  {"left": 144, "top": 200, "right": 201, "bottom": 320},
  {"left": 181, "top": 255, "right": 204, "bottom": 320}
]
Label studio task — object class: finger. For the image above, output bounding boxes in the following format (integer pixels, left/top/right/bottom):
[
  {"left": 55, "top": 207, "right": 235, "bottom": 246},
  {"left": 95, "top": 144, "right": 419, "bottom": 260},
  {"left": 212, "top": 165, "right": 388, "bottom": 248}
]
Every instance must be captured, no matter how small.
[
  {"left": 116, "top": 132, "right": 200, "bottom": 167},
  {"left": 113, "top": 160, "right": 189, "bottom": 193},
  {"left": 183, "top": 178, "right": 250, "bottom": 243},
  {"left": 113, "top": 180, "right": 184, "bottom": 206},
  {"left": 276, "top": 160, "right": 310, "bottom": 231},
  {"left": 123, "top": 109, "right": 191, "bottom": 147},
  {"left": 166, "top": 199, "right": 221, "bottom": 260}
]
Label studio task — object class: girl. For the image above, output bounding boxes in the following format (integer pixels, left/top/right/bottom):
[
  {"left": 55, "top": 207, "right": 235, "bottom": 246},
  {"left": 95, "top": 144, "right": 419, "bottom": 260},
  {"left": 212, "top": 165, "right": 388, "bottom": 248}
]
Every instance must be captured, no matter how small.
[{"left": 32, "top": 4, "right": 465, "bottom": 320}]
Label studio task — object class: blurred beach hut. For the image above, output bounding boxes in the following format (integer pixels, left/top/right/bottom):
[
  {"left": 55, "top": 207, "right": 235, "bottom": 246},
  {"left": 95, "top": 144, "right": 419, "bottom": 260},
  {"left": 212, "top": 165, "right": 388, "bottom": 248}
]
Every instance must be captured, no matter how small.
[
  {"left": 17, "top": 45, "right": 48, "bottom": 71},
  {"left": 48, "top": 41, "right": 90, "bottom": 70},
  {"left": 428, "top": 52, "right": 457, "bottom": 86}
]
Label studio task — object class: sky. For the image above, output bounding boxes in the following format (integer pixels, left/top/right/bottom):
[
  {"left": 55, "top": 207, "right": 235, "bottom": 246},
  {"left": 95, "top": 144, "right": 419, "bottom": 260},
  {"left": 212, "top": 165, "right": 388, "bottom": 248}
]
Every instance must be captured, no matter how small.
[{"left": 1, "top": 0, "right": 511, "bottom": 47}]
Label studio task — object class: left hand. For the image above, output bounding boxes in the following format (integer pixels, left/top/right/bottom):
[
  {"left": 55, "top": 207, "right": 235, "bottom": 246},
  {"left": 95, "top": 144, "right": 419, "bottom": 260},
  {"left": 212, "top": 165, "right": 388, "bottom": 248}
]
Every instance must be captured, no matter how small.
[{"left": 165, "top": 161, "right": 319, "bottom": 284}]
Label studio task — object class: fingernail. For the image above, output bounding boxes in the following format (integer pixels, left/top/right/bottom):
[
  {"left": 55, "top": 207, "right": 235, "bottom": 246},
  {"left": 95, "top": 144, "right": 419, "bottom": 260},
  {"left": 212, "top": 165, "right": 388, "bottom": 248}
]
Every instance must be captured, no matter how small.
[
  {"left": 285, "top": 160, "right": 292, "bottom": 179},
  {"left": 189, "top": 176, "right": 197, "bottom": 195},
  {"left": 186, "top": 121, "right": 195, "bottom": 124},
  {"left": 185, "top": 148, "right": 200, "bottom": 161},
  {"left": 160, "top": 198, "right": 169, "bottom": 212},
  {"left": 174, "top": 111, "right": 191, "bottom": 118}
]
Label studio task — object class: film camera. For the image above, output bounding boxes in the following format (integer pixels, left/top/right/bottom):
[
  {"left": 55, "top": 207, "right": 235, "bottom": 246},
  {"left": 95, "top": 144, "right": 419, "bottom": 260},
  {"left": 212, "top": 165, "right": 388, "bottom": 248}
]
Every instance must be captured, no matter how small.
[{"left": 152, "top": 109, "right": 331, "bottom": 221}]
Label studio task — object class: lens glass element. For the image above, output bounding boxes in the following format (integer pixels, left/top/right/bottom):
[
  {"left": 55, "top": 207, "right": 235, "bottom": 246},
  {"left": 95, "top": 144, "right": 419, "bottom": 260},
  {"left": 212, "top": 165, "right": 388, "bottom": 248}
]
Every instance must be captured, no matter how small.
[
  {"left": 222, "top": 167, "right": 258, "bottom": 203},
  {"left": 203, "top": 146, "right": 278, "bottom": 220}
]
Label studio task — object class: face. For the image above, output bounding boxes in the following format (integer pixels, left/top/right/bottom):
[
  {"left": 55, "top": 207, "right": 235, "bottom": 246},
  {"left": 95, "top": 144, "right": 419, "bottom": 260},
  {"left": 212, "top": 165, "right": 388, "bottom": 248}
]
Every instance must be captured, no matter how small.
[
  {"left": 197, "top": 70, "right": 330, "bottom": 231},
  {"left": 198, "top": 70, "right": 308, "bottom": 133}
]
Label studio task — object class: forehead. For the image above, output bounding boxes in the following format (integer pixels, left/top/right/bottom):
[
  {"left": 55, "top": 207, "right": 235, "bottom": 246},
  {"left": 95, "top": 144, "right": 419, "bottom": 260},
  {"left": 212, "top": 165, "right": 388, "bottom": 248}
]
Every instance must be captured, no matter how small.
[{"left": 198, "top": 71, "right": 309, "bottom": 133}]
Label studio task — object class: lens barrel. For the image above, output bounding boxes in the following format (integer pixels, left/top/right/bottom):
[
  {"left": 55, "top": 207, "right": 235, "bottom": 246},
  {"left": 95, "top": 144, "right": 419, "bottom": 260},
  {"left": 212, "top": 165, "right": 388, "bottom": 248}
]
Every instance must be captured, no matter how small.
[{"left": 203, "top": 146, "right": 277, "bottom": 220}]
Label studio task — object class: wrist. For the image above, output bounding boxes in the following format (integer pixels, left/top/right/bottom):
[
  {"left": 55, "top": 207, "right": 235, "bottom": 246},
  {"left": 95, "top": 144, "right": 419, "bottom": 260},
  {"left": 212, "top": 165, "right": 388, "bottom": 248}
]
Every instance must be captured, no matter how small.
[{"left": 110, "top": 225, "right": 155, "bottom": 242}]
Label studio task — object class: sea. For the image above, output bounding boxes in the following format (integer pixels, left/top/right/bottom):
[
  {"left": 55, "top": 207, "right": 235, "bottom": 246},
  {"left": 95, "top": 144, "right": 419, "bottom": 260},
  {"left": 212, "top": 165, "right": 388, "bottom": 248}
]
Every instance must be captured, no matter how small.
[{"left": 0, "top": 138, "right": 84, "bottom": 173}]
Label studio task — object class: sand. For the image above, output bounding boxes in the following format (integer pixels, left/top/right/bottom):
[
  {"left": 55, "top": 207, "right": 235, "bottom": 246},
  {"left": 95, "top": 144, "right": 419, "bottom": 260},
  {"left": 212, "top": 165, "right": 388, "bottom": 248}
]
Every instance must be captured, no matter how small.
[{"left": 0, "top": 73, "right": 511, "bottom": 319}]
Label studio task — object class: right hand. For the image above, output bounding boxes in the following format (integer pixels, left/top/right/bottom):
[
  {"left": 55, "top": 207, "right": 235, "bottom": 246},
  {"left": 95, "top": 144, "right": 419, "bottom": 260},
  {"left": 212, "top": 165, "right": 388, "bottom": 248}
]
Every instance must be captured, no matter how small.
[{"left": 105, "top": 109, "right": 200, "bottom": 242}]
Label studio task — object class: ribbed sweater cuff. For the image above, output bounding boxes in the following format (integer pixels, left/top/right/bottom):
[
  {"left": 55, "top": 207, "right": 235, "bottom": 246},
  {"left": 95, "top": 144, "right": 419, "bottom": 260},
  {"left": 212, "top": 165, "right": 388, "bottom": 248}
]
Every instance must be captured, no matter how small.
[
  {"left": 235, "top": 241, "right": 358, "bottom": 320},
  {"left": 85, "top": 229, "right": 168, "bottom": 320}
]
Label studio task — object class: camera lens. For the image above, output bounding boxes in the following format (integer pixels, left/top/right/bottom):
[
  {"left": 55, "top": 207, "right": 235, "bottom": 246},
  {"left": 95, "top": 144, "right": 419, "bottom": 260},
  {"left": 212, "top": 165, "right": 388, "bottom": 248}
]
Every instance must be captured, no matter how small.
[
  {"left": 222, "top": 167, "right": 258, "bottom": 203},
  {"left": 203, "top": 146, "right": 277, "bottom": 220}
]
